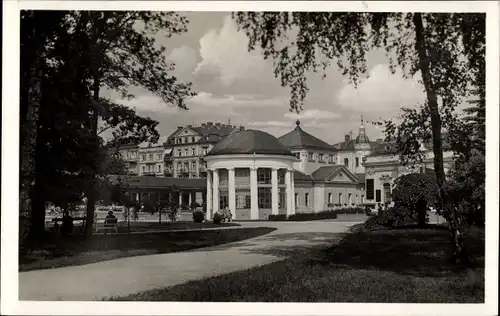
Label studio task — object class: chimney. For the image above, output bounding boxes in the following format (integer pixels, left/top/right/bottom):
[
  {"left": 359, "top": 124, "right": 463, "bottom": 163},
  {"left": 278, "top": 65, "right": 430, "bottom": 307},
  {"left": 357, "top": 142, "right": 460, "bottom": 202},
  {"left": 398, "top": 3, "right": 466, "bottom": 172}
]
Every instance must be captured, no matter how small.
[{"left": 345, "top": 134, "right": 350, "bottom": 142}]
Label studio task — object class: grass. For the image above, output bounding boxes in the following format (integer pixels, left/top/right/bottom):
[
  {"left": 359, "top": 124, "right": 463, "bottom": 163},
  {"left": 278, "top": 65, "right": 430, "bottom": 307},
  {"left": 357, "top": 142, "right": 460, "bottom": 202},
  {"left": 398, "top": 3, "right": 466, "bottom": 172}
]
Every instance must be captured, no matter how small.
[
  {"left": 111, "top": 225, "right": 484, "bottom": 303},
  {"left": 19, "top": 226, "right": 276, "bottom": 272}
]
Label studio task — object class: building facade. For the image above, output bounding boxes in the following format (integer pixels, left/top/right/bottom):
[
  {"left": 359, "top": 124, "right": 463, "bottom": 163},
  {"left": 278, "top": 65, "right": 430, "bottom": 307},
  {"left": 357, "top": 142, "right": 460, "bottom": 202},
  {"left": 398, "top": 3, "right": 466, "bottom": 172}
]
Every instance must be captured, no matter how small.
[{"left": 163, "top": 122, "right": 242, "bottom": 179}]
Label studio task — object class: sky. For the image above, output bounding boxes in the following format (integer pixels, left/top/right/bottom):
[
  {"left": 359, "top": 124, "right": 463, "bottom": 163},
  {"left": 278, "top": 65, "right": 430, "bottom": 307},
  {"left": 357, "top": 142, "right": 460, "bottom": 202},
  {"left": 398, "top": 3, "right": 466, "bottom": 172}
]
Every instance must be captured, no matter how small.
[{"left": 104, "top": 12, "right": 429, "bottom": 145}]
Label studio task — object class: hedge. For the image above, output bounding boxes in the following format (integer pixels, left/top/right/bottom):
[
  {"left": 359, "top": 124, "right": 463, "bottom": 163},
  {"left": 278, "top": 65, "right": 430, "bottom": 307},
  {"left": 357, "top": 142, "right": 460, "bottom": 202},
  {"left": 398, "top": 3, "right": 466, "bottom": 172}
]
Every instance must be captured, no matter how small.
[{"left": 288, "top": 211, "right": 338, "bottom": 221}]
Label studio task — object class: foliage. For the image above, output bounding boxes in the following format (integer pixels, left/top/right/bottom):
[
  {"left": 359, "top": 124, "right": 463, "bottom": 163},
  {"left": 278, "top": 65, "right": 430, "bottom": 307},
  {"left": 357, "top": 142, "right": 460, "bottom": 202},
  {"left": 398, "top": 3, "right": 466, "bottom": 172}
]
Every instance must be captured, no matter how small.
[
  {"left": 364, "top": 206, "right": 421, "bottom": 229},
  {"left": 288, "top": 211, "right": 338, "bottom": 221},
  {"left": 213, "top": 212, "right": 223, "bottom": 225},
  {"left": 190, "top": 201, "right": 202, "bottom": 210},
  {"left": 233, "top": 12, "right": 484, "bottom": 263},
  {"left": 268, "top": 214, "right": 287, "bottom": 221},
  {"left": 192, "top": 210, "right": 205, "bottom": 223},
  {"left": 20, "top": 10, "right": 195, "bottom": 239}
]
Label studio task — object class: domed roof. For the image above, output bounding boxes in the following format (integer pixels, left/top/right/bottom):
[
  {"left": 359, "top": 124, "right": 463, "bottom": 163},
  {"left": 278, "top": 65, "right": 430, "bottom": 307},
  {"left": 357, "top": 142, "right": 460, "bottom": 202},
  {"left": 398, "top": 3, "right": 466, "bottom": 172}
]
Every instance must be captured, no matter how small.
[
  {"left": 355, "top": 134, "right": 370, "bottom": 144},
  {"left": 206, "top": 129, "right": 294, "bottom": 156}
]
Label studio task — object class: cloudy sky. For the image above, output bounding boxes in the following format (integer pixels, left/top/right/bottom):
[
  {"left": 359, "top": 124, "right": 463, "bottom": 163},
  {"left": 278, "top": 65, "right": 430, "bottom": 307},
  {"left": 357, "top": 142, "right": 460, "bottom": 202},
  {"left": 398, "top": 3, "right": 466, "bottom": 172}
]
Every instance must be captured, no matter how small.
[{"left": 104, "top": 12, "right": 428, "bottom": 145}]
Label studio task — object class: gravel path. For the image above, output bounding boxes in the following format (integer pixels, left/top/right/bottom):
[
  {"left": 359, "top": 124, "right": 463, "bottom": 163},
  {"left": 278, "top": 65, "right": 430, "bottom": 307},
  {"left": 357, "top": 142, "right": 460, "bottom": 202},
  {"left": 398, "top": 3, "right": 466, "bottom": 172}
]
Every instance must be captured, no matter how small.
[{"left": 19, "top": 221, "right": 359, "bottom": 301}]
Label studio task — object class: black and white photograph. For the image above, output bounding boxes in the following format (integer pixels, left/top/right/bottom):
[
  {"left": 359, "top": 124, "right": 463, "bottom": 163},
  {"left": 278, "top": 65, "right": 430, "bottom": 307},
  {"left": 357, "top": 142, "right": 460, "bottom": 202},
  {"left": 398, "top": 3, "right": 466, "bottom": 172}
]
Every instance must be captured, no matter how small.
[{"left": 1, "top": 1, "right": 498, "bottom": 315}]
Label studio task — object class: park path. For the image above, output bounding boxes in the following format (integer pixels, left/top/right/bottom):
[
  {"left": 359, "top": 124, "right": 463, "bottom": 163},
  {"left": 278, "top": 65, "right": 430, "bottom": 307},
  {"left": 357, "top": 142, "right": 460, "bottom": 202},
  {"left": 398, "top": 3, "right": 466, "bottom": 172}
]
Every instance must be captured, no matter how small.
[{"left": 19, "top": 220, "right": 360, "bottom": 301}]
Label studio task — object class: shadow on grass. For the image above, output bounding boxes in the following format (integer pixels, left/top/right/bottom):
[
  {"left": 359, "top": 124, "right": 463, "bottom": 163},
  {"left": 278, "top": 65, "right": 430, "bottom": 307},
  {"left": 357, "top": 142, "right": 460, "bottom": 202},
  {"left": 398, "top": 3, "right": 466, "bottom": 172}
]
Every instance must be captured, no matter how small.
[
  {"left": 310, "top": 226, "right": 485, "bottom": 277},
  {"left": 19, "top": 227, "right": 277, "bottom": 272}
]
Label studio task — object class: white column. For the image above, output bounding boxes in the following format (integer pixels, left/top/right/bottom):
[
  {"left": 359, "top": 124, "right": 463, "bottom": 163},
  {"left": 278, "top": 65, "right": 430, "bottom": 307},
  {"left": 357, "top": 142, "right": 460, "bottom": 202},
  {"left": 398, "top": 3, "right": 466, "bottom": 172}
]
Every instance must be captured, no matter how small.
[
  {"left": 285, "top": 169, "right": 292, "bottom": 216},
  {"left": 188, "top": 191, "right": 192, "bottom": 206},
  {"left": 212, "top": 169, "right": 219, "bottom": 213},
  {"left": 228, "top": 168, "right": 236, "bottom": 220},
  {"left": 271, "top": 168, "right": 279, "bottom": 215},
  {"left": 250, "top": 167, "right": 259, "bottom": 220},
  {"left": 291, "top": 169, "right": 296, "bottom": 215},
  {"left": 206, "top": 171, "right": 212, "bottom": 220},
  {"left": 178, "top": 191, "right": 182, "bottom": 206}
]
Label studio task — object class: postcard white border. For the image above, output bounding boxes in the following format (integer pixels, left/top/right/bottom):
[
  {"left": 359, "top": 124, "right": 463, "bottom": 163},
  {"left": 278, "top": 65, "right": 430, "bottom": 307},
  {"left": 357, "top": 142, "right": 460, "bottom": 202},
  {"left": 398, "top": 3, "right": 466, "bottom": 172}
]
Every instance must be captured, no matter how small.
[{"left": 2, "top": 1, "right": 499, "bottom": 316}]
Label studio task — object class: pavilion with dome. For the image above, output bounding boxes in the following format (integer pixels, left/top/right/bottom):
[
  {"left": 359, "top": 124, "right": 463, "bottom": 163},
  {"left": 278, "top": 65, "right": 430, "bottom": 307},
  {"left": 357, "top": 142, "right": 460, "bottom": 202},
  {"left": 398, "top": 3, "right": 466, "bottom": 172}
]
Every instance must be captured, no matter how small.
[{"left": 204, "top": 119, "right": 372, "bottom": 220}]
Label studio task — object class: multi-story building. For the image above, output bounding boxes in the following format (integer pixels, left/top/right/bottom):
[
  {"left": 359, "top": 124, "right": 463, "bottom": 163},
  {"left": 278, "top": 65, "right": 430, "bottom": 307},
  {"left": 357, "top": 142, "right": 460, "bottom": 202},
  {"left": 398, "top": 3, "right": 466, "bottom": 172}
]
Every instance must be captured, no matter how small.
[
  {"left": 116, "top": 144, "right": 140, "bottom": 175},
  {"left": 163, "top": 122, "right": 243, "bottom": 179},
  {"left": 137, "top": 139, "right": 170, "bottom": 177}
]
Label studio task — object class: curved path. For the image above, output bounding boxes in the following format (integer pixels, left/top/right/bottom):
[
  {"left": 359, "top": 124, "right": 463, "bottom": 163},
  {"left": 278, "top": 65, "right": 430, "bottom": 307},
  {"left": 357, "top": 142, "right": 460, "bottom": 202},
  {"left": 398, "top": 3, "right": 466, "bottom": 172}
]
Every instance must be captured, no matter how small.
[{"left": 19, "top": 221, "right": 359, "bottom": 301}]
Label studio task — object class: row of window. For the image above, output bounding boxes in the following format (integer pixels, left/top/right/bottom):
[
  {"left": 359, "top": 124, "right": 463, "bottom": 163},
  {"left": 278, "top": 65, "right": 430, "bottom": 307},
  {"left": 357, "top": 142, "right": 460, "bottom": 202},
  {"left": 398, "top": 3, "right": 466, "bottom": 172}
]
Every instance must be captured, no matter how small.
[
  {"left": 141, "top": 164, "right": 164, "bottom": 174},
  {"left": 175, "top": 147, "right": 210, "bottom": 157},
  {"left": 175, "top": 136, "right": 198, "bottom": 144},
  {"left": 140, "top": 153, "right": 163, "bottom": 162},
  {"left": 366, "top": 179, "right": 392, "bottom": 203},
  {"left": 302, "top": 152, "right": 336, "bottom": 163},
  {"left": 343, "top": 157, "right": 361, "bottom": 168}
]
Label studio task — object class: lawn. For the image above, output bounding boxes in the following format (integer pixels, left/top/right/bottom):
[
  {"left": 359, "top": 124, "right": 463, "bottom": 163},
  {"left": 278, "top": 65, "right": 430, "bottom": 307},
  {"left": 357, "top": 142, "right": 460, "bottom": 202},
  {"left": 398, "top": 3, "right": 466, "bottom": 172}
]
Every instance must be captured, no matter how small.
[
  {"left": 111, "top": 225, "right": 484, "bottom": 303},
  {"left": 19, "top": 226, "right": 276, "bottom": 272}
]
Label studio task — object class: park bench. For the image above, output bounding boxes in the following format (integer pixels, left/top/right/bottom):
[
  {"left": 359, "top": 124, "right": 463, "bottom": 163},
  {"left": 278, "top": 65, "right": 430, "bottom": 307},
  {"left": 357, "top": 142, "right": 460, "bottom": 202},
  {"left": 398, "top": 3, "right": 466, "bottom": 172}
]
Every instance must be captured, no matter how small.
[
  {"left": 51, "top": 216, "right": 87, "bottom": 233},
  {"left": 94, "top": 217, "right": 119, "bottom": 234}
]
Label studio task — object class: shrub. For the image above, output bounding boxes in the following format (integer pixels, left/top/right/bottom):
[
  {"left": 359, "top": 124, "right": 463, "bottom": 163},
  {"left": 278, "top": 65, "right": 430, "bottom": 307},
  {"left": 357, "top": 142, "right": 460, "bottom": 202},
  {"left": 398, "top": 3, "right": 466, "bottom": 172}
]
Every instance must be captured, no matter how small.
[
  {"left": 334, "top": 207, "right": 364, "bottom": 214},
  {"left": 190, "top": 201, "right": 201, "bottom": 210},
  {"left": 192, "top": 210, "right": 205, "bottom": 223},
  {"left": 213, "top": 212, "right": 222, "bottom": 225},
  {"left": 364, "top": 206, "right": 419, "bottom": 229},
  {"left": 268, "top": 214, "right": 287, "bottom": 221},
  {"left": 288, "top": 211, "right": 338, "bottom": 221}
]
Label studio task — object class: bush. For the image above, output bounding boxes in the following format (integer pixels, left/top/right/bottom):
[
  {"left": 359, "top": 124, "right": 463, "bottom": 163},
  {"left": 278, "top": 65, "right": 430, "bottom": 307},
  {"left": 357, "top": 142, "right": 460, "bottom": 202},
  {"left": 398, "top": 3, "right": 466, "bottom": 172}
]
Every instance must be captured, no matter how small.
[
  {"left": 192, "top": 210, "right": 205, "bottom": 223},
  {"left": 364, "top": 206, "right": 419, "bottom": 229},
  {"left": 268, "top": 214, "right": 287, "bottom": 221},
  {"left": 288, "top": 211, "right": 338, "bottom": 221},
  {"left": 334, "top": 207, "right": 364, "bottom": 214},
  {"left": 213, "top": 212, "right": 222, "bottom": 225},
  {"left": 190, "top": 201, "right": 201, "bottom": 210}
]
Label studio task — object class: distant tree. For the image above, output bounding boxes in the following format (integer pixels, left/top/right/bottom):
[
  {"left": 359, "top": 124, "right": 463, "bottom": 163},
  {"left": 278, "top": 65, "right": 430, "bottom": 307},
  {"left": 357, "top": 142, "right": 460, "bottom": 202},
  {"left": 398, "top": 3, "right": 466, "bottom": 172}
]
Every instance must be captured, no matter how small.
[{"left": 233, "top": 12, "right": 484, "bottom": 264}]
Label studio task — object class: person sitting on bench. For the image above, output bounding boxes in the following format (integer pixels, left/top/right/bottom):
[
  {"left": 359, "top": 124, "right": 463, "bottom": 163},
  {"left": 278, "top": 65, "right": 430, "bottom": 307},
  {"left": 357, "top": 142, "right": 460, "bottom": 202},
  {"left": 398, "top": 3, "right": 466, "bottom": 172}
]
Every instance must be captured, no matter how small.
[
  {"left": 104, "top": 211, "right": 118, "bottom": 234},
  {"left": 61, "top": 210, "right": 74, "bottom": 237}
]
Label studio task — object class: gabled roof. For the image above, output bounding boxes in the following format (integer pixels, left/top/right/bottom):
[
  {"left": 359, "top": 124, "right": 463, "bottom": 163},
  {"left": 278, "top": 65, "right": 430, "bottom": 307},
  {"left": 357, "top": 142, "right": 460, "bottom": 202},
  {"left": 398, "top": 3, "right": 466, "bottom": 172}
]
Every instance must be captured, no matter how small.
[
  {"left": 164, "top": 122, "right": 241, "bottom": 146},
  {"left": 294, "top": 170, "right": 315, "bottom": 182},
  {"left": 279, "top": 120, "right": 335, "bottom": 151},
  {"left": 311, "top": 165, "right": 360, "bottom": 183},
  {"left": 355, "top": 173, "right": 365, "bottom": 184}
]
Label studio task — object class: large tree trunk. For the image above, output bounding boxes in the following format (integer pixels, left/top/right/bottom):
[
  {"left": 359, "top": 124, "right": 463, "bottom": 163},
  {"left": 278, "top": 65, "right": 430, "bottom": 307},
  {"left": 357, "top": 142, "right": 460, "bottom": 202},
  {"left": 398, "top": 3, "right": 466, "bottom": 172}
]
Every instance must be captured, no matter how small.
[
  {"left": 28, "top": 69, "right": 50, "bottom": 242},
  {"left": 413, "top": 13, "right": 469, "bottom": 264}
]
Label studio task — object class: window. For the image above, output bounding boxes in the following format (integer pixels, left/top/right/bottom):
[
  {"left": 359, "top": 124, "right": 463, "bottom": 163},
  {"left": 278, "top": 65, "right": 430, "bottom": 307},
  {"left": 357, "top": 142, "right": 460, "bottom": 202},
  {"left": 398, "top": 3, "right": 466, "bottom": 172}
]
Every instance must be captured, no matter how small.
[
  {"left": 142, "top": 166, "right": 146, "bottom": 172},
  {"left": 191, "top": 136, "right": 195, "bottom": 143},
  {"left": 184, "top": 162, "right": 189, "bottom": 171},
  {"left": 344, "top": 158, "right": 349, "bottom": 167},
  {"left": 235, "top": 168, "right": 249, "bottom": 177},
  {"left": 192, "top": 147, "right": 196, "bottom": 156},
  {"left": 308, "top": 153, "right": 314, "bottom": 161},
  {"left": 257, "top": 168, "right": 271, "bottom": 184},
  {"left": 192, "top": 161, "right": 196, "bottom": 170},
  {"left": 236, "top": 191, "right": 251, "bottom": 209},
  {"left": 375, "top": 190, "right": 382, "bottom": 202},
  {"left": 339, "top": 193, "right": 343, "bottom": 204},
  {"left": 279, "top": 188, "right": 286, "bottom": 208},
  {"left": 329, "top": 155, "right": 334, "bottom": 163},
  {"left": 219, "top": 192, "right": 228, "bottom": 209},
  {"left": 328, "top": 193, "right": 333, "bottom": 204},
  {"left": 149, "top": 154, "right": 153, "bottom": 161},
  {"left": 355, "top": 157, "right": 359, "bottom": 167},
  {"left": 319, "top": 153, "right": 324, "bottom": 162},
  {"left": 361, "top": 195, "right": 364, "bottom": 204},
  {"left": 184, "top": 148, "right": 188, "bottom": 156},
  {"left": 177, "top": 149, "right": 181, "bottom": 157},
  {"left": 258, "top": 188, "right": 272, "bottom": 208},
  {"left": 157, "top": 154, "right": 162, "bottom": 161},
  {"left": 278, "top": 170, "right": 285, "bottom": 185},
  {"left": 295, "top": 193, "right": 299, "bottom": 206},
  {"left": 348, "top": 193, "right": 352, "bottom": 205},
  {"left": 294, "top": 153, "right": 300, "bottom": 159},
  {"left": 305, "top": 193, "right": 310, "bottom": 207},
  {"left": 383, "top": 183, "right": 392, "bottom": 203},
  {"left": 366, "top": 179, "right": 374, "bottom": 200},
  {"left": 141, "top": 154, "right": 146, "bottom": 161},
  {"left": 157, "top": 165, "right": 162, "bottom": 173}
]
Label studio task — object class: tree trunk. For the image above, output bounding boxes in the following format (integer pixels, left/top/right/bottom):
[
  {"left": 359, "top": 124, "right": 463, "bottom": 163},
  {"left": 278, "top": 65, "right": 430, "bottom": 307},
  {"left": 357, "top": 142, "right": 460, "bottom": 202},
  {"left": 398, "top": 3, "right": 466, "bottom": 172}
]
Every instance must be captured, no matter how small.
[
  {"left": 413, "top": 13, "right": 469, "bottom": 264},
  {"left": 28, "top": 68, "right": 50, "bottom": 242}
]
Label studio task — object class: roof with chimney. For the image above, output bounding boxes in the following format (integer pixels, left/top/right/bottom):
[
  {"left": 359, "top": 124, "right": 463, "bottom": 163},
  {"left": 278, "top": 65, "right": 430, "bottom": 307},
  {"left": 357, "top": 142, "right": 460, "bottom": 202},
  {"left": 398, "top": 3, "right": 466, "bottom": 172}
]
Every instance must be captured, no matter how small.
[
  {"left": 292, "top": 165, "right": 364, "bottom": 184},
  {"left": 164, "top": 122, "right": 243, "bottom": 146},
  {"left": 278, "top": 120, "right": 336, "bottom": 151}
]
